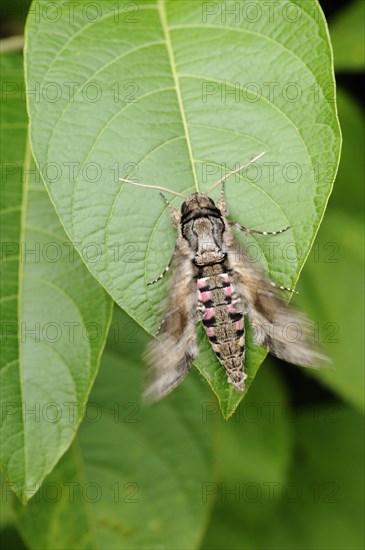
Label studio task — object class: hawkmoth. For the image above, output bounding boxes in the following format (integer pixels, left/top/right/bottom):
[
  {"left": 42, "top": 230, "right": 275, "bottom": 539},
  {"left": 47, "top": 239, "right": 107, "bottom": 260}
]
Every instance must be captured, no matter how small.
[{"left": 120, "top": 153, "right": 328, "bottom": 403}]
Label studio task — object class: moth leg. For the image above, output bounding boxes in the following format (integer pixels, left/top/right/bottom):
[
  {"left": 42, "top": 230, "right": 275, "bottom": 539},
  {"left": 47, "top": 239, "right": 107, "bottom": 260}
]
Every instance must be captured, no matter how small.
[
  {"left": 228, "top": 220, "right": 290, "bottom": 236},
  {"left": 269, "top": 281, "right": 298, "bottom": 295},
  {"left": 155, "top": 319, "right": 164, "bottom": 336},
  {"left": 147, "top": 192, "right": 182, "bottom": 287},
  {"left": 227, "top": 220, "right": 296, "bottom": 293},
  {"left": 160, "top": 192, "right": 180, "bottom": 227},
  {"left": 147, "top": 250, "right": 175, "bottom": 286},
  {"left": 216, "top": 183, "right": 228, "bottom": 216},
  {"left": 197, "top": 298, "right": 205, "bottom": 319}
]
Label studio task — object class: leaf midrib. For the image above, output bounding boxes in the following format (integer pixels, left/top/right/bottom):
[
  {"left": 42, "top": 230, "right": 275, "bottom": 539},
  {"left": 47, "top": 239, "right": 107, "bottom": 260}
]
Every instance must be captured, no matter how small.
[{"left": 157, "top": 0, "right": 199, "bottom": 191}]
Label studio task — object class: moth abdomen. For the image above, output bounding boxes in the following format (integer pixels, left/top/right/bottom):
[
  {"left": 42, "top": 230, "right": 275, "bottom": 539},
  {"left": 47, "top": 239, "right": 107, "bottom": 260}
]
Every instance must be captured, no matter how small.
[{"left": 197, "top": 266, "right": 247, "bottom": 391}]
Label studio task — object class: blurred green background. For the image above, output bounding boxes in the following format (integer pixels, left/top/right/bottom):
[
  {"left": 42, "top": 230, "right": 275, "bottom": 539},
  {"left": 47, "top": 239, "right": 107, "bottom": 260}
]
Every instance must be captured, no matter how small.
[{"left": 0, "top": 1, "right": 363, "bottom": 549}]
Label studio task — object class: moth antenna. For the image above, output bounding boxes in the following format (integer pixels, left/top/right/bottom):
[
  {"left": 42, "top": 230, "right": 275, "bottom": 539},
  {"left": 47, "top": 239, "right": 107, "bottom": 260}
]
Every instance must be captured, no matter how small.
[
  {"left": 206, "top": 151, "right": 266, "bottom": 194},
  {"left": 119, "top": 177, "right": 185, "bottom": 198}
]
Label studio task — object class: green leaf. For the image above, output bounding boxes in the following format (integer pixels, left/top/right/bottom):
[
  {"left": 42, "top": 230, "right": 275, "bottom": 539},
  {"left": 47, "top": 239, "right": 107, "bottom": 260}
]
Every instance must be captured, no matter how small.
[
  {"left": 201, "top": 404, "right": 365, "bottom": 550},
  {"left": 330, "top": 88, "right": 364, "bottom": 213},
  {"left": 0, "top": 53, "right": 113, "bottom": 503},
  {"left": 257, "top": 406, "right": 365, "bottom": 550},
  {"left": 201, "top": 364, "right": 291, "bottom": 549},
  {"left": 13, "top": 308, "right": 216, "bottom": 550},
  {"left": 296, "top": 208, "right": 364, "bottom": 411},
  {"left": 294, "top": 88, "right": 364, "bottom": 410},
  {"left": 24, "top": 0, "right": 341, "bottom": 417},
  {"left": 0, "top": 474, "right": 15, "bottom": 529},
  {"left": 0, "top": 473, "right": 27, "bottom": 550},
  {"left": 330, "top": 1, "right": 365, "bottom": 72},
  {"left": 0, "top": 526, "right": 26, "bottom": 550}
]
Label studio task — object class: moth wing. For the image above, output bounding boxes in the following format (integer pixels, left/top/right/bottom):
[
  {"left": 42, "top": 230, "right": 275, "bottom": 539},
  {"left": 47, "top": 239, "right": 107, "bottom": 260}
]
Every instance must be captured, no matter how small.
[
  {"left": 143, "top": 245, "right": 198, "bottom": 404},
  {"left": 227, "top": 241, "right": 328, "bottom": 368}
]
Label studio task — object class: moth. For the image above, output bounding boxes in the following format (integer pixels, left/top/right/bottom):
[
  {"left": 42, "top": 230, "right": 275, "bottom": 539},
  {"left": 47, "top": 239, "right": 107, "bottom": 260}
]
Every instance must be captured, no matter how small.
[{"left": 120, "top": 152, "right": 327, "bottom": 403}]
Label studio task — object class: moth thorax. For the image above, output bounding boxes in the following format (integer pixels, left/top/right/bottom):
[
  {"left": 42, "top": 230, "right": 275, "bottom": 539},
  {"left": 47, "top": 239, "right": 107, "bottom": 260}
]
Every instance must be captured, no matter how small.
[{"left": 194, "top": 247, "right": 225, "bottom": 266}]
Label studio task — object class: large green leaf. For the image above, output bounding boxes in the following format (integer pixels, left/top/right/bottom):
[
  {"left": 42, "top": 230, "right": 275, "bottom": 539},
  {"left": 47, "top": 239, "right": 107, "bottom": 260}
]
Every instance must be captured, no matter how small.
[
  {"left": 330, "top": 1, "right": 365, "bottom": 72},
  {"left": 329, "top": 88, "right": 364, "bottom": 213},
  {"left": 201, "top": 363, "right": 291, "bottom": 549},
  {"left": 258, "top": 406, "right": 365, "bottom": 550},
  {"left": 202, "top": 404, "right": 365, "bottom": 550},
  {"left": 13, "top": 308, "right": 216, "bottom": 549},
  {"left": 296, "top": 209, "right": 364, "bottom": 411},
  {"left": 294, "top": 88, "right": 364, "bottom": 410},
  {"left": 0, "top": 54, "right": 112, "bottom": 503},
  {"left": 0, "top": 473, "right": 27, "bottom": 550},
  {"left": 25, "top": 0, "right": 341, "bottom": 417}
]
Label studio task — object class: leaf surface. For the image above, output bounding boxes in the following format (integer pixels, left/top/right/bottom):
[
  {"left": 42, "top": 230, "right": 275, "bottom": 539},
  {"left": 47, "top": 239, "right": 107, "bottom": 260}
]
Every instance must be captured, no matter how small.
[
  {"left": 13, "top": 309, "right": 216, "bottom": 549},
  {"left": 0, "top": 53, "right": 112, "bottom": 502},
  {"left": 25, "top": 0, "right": 341, "bottom": 416}
]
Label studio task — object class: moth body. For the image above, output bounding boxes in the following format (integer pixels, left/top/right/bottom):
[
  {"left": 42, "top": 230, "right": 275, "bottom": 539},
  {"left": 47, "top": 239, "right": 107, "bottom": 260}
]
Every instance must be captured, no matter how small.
[
  {"left": 141, "top": 192, "right": 328, "bottom": 404},
  {"left": 178, "top": 193, "right": 246, "bottom": 391}
]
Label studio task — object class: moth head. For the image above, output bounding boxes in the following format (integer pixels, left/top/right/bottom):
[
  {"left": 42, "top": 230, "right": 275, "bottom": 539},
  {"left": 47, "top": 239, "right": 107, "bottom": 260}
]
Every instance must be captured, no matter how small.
[
  {"left": 180, "top": 193, "right": 226, "bottom": 265},
  {"left": 181, "top": 192, "right": 216, "bottom": 215}
]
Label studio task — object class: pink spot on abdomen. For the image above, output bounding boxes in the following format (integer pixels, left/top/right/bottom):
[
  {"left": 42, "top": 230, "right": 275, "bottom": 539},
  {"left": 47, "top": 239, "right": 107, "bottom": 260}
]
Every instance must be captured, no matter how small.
[
  {"left": 236, "top": 319, "right": 244, "bottom": 331},
  {"left": 200, "top": 291, "right": 211, "bottom": 302},
  {"left": 197, "top": 278, "right": 208, "bottom": 289},
  {"left": 224, "top": 285, "right": 233, "bottom": 297},
  {"left": 203, "top": 308, "right": 215, "bottom": 320},
  {"left": 205, "top": 327, "right": 215, "bottom": 337}
]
